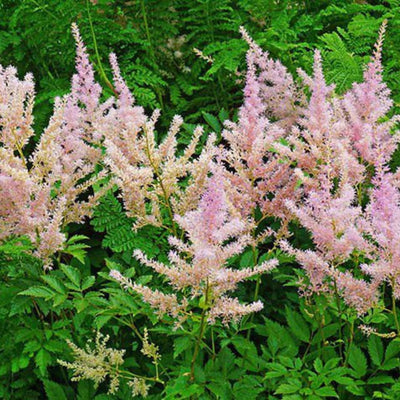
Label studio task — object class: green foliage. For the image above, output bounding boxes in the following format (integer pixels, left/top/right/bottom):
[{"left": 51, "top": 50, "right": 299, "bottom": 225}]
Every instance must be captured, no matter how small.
[
  {"left": 2, "top": 0, "right": 400, "bottom": 132},
  {"left": 92, "top": 191, "right": 169, "bottom": 258},
  {"left": 3, "top": 1, "right": 400, "bottom": 399}
]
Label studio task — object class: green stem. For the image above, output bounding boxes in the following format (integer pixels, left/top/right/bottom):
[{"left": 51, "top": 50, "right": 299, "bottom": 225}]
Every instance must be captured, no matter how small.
[
  {"left": 246, "top": 248, "right": 260, "bottom": 340},
  {"left": 333, "top": 279, "right": 344, "bottom": 361},
  {"left": 211, "top": 327, "right": 216, "bottom": 360},
  {"left": 144, "top": 127, "right": 178, "bottom": 236},
  {"left": 190, "top": 308, "right": 207, "bottom": 381},
  {"left": 86, "top": 0, "right": 117, "bottom": 95},
  {"left": 190, "top": 282, "right": 209, "bottom": 381},
  {"left": 391, "top": 278, "right": 400, "bottom": 335},
  {"left": 139, "top": 0, "right": 164, "bottom": 111},
  {"left": 344, "top": 320, "right": 354, "bottom": 367},
  {"left": 118, "top": 368, "right": 164, "bottom": 384}
]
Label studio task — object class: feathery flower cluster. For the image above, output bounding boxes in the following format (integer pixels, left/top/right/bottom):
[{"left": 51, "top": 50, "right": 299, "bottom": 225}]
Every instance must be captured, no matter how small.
[
  {"left": 361, "top": 173, "right": 400, "bottom": 298},
  {"left": 342, "top": 21, "right": 400, "bottom": 168},
  {"left": 221, "top": 28, "right": 302, "bottom": 225},
  {"left": 0, "top": 24, "right": 108, "bottom": 267},
  {"left": 111, "top": 171, "right": 277, "bottom": 326},
  {"left": 128, "top": 378, "right": 150, "bottom": 398},
  {"left": 279, "top": 22, "right": 400, "bottom": 315},
  {"left": 104, "top": 53, "right": 216, "bottom": 231},
  {"left": 58, "top": 332, "right": 126, "bottom": 395},
  {"left": 3, "top": 17, "right": 400, "bottom": 368},
  {"left": 275, "top": 50, "right": 365, "bottom": 193},
  {"left": 103, "top": 21, "right": 400, "bottom": 320},
  {"left": 59, "top": 329, "right": 162, "bottom": 398}
]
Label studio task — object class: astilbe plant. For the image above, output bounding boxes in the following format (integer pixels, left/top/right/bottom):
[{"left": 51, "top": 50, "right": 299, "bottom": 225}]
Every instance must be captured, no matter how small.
[
  {"left": 58, "top": 330, "right": 162, "bottom": 398},
  {"left": 274, "top": 49, "right": 365, "bottom": 194},
  {"left": 9, "top": 17, "right": 400, "bottom": 397},
  {"left": 104, "top": 53, "right": 217, "bottom": 234},
  {"left": 0, "top": 24, "right": 109, "bottom": 267},
  {"left": 281, "top": 22, "right": 400, "bottom": 331},
  {"left": 283, "top": 179, "right": 379, "bottom": 315},
  {"left": 110, "top": 170, "right": 277, "bottom": 380},
  {"left": 221, "top": 27, "right": 304, "bottom": 228}
]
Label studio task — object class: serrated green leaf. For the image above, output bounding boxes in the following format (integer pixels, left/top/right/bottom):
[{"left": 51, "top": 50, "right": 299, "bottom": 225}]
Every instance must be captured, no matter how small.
[
  {"left": 174, "top": 336, "right": 192, "bottom": 359},
  {"left": 315, "top": 386, "right": 338, "bottom": 397},
  {"left": 275, "top": 383, "right": 302, "bottom": 395},
  {"left": 19, "top": 286, "right": 54, "bottom": 299},
  {"left": 368, "top": 335, "right": 383, "bottom": 366},
  {"left": 203, "top": 111, "right": 221, "bottom": 133},
  {"left": 43, "top": 380, "right": 68, "bottom": 400},
  {"left": 81, "top": 276, "right": 95, "bottom": 290},
  {"left": 285, "top": 306, "right": 310, "bottom": 342},
  {"left": 367, "top": 375, "right": 395, "bottom": 385},
  {"left": 61, "top": 264, "right": 81, "bottom": 288},
  {"left": 41, "top": 275, "right": 66, "bottom": 294},
  {"left": 35, "top": 349, "right": 52, "bottom": 376},
  {"left": 348, "top": 345, "right": 367, "bottom": 377}
]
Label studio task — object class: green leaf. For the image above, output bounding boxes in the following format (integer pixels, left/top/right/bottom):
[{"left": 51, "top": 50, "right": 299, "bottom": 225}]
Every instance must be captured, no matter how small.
[
  {"left": 202, "top": 112, "right": 222, "bottom": 133},
  {"left": 77, "top": 381, "right": 96, "bottom": 400},
  {"left": 35, "top": 349, "right": 52, "bottom": 376},
  {"left": 43, "top": 380, "right": 68, "bottom": 400},
  {"left": 275, "top": 383, "right": 302, "bottom": 395},
  {"left": 174, "top": 336, "right": 192, "bottom": 359},
  {"left": 264, "top": 362, "right": 287, "bottom": 379},
  {"left": 368, "top": 335, "right": 383, "bottom": 366},
  {"left": 19, "top": 286, "right": 54, "bottom": 299},
  {"left": 63, "top": 243, "right": 89, "bottom": 264},
  {"left": 218, "top": 108, "right": 229, "bottom": 124},
  {"left": 95, "top": 315, "right": 112, "bottom": 330},
  {"left": 285, "top": 306, "right": 310, "bottom": 342},
  {"left": 381, "top": 358, "right": 400, "bottom": 370},
  {"left": 240, "top": 249, "right": 256, "bottom": 268},
  {"left": 346, "top": 385, "right": 366, "bottom": 396},
  {"left": 66, "top": 235, "right": 89, "bottom": 244},
  {"left": 53, "top": 293, "right": 68, "bottom": 307},
  {"left": 315, "top": 387, "right": 338, "bottom": 397},
  {"left": 81, "top": 276, "right": 96, "bottom": 290},
  {"left": 384, "top": 339, "right": 400, "bottom": 361},
  {"left": 313, "top": 358, "right": 323, "bottom": 373},
  {"left": 233, "top": 376, "right": 263, "bottom": 399},
  {"left": 367, "top": 375, "right": 395, "bottom": 385},
  {"left": 41, "top": 275, "right": 66, "bottom": 294},
  {"left": 61, "top": 264, "right": 81, "bottom": 288},
  {"left": 348, "top": 345, "right": 367, "bottom": 377},
  {"left": 207, "top": 381, "right": 231, "bottom": 398}
]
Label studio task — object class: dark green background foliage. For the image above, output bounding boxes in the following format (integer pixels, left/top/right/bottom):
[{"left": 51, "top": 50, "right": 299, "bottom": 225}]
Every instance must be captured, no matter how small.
[
  {"left": 1, "top": 0, "right": 400, "bottom": 130},
  {"left": 2, "top": 1, "right": 400, "bottom": 399}
]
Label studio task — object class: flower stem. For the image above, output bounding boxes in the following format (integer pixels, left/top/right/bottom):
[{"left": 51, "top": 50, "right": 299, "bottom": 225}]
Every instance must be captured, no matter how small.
[
  {"left": 333, "top": 279, "right": 344, "bottom": 361},
  {"left": 391, "top": 279, "right": 400, "bottom": 335},
  {"left": 190, "top": 282, "right": 209, "bottom": 381},
  {"left": 190, "top": 307, "right": 207, "bottom": 381},
  {"left": 144, "top": 127, "right": 178, "bottom": 236},
  {"left": 86, "top": 0, "right": 117, "bottom": 95}
]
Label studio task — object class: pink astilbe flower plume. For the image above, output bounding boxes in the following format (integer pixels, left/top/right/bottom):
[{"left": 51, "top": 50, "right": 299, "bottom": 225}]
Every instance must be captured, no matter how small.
[
  {"left": 110, "top": 172, "right": 278, "bottom": 326},
  {"left": 104, "top": 53, "right": 217, "bottom": 231},
  {"left": 71, "top": 23, "right": 102, "bottom": 117},
  {"left": 286, "top": 180, "right": 369, "bottom": 262},
  {"left": 222, "top": 28, "right": 304, "bottom": 227},
  {"left": 0, "top": 24, "right": 110, "bottom": 267},
  {"left": 279, "top": 21, "right": 400, "bottom": 317},
  {"left": 360, "top": 173, "right": 400, "bottom": 298},
  {"left": 283, "top": 180, "right": 378, "bottom": 315},
  {"left": 342, "top": 21, "right": 400, "bottom": 168},
  {"left": 276, "top": 50, "right": 365, "bottom": 193},
  {"left": 0, "top": 66, "right": 34, "bottom": 151}
]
